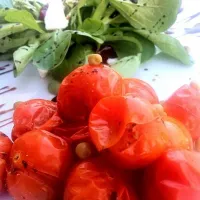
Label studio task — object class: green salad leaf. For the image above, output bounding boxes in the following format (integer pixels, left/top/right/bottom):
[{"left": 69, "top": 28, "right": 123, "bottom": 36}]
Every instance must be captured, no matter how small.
[
  {"left": 33, "top": 30, "right": 72, "bottom": 70},
  {"left": 111, "top": 54, "right": 141, "bottom": 77},
  {"left": 110, "top": 0, "right": 181, "bottom": 32},
  {"left": 136, "top": 30, "right": 192, "bottom": 65},
  {"left": 5, "top": 10, "right": 44, "bottom": 33},
  {"left": 0, "top": 0, "right": 13, "bottom": 8}
]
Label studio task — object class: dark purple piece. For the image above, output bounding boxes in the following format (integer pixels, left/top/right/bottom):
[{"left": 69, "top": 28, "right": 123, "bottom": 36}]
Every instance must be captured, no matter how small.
[{"left": 39, "top": 4, "right": 49, "bottom": 20}]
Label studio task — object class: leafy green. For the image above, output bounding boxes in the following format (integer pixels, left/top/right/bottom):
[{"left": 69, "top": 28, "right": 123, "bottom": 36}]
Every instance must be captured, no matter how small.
[
  {"left": 5, "top": 10, "right": 44, "bottom": 33},
  {"left": 110, "top": 0, "right": 181, "bottom": 32},
  {"left": 136, "top": 30, "right": 192, "bottom": 65},
  {"left": 14, "top": 38, "right": 40, "bottom": 76},
  {"left": 0, "top": 23, "right": 27, "bottom": 39},
  {"left": 111, "top": 54, "right": 141, "bottom": 77},
  {"left": 33, "top": 30, "right": 72, "bottom": 70},
  {"left": 92, "top": 0, "right": 108, "bottom": 20},
  {"left": 0, "top": 0, "right": 13, "bottom": 8},
  {"left": 52, "top": 44, "right": 94, "bottom": 81}
]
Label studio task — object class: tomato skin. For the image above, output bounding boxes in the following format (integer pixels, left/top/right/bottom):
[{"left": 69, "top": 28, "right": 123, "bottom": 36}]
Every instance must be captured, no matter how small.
[
  {"left": 89, "top": 95, "right": 165, "bottom": 151},
  {"left": 108, "top": 119, "right": 169, "bottom": 169},
  {"left": 12, "top": 99, "right": 57, "bottom": 141},
  {"left": 0, "top": 132, "right": 12, "bottom": 159},
  {"left": 7, "top": 170, "right": 57, "bottom": 200},
  {"left": 163, "top": 82, "right": 200, "bottom": 140},
  {"left": 0, "top": 158, "right": 6, "bottom": 192},
  {"left": 123, "top": 78, "right": 159, "bottom": 104},
  {"left": 57, "top": 64, "right": 123, "bottom": 122},
  {"left": 163, "top": 116, "right": 193, "bottom": 150},
  {"left": 10, "top": 130, "right": 72, "bottom": 179},
  {"left": 144, "top": 150, "right": 200, "bottom": 200}
]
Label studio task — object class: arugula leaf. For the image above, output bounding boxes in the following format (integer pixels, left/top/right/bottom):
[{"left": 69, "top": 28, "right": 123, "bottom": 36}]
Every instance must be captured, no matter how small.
[
  {"left": 0, "top": 23, "right": 27, "bottom": 39},
  {"left": 80, "top": 18, "right": 107, "bottom": 36},
  {"left": 33, "top": 30, "right": 72, "bottom": 70},
  {"left": 136, "top": 30, "right": 192, "bottom": 65},
  {"left": 5, "top": 10, "right": 44, "bottom": 33},
  {"left": 111, "top": 54, "right": 141, "bottom": 77},
  {"left": 0, "top": 0, "right": 13, "bottom": 8},
  {"left": 110, "top": 0, "right": 181, "bottom": 32},
  {"left": 92, "top": 0, "right": 108, "bottom": 20},
  {"left": 52, "top": 44, "right": 94, "bottom": 81},
  {"left": 14, "top": 39, "right": 40, "bottom": 76}
]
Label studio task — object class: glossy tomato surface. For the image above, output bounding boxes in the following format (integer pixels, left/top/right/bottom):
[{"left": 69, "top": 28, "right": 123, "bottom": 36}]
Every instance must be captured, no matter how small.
[
  {"left": 0, "top": 132, "right": 12, "bottom": 159},
  {"left": 12, "top": 99, "right": 57, "bottom": 141},
  {"left": 89, "top": 95, "right": 165, "bottom": 151},
  {"left": 64, "top": 158, "right": 138, "bottom": 200},
  {"left": 10, "top": 130, "right": 72, "bottom": 179},
  {"left": 123, "top": 78, "right": 159, "bottom": 104},
  {"left": 57, "top": 63, "right": 123, "bottom": 122},
  {"left": 163, "top": 82, "right": 200, "bottom": 140},
  {"left": 0, "top": 158, "right": 6, "bottom": 192},
  {"left": 144, "top": 150, "right": 200, "bottom": 200}
]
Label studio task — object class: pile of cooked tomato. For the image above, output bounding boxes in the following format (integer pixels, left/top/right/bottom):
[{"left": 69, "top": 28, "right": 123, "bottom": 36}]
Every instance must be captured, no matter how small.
[{"left": 1, "top": 54, "right": 200, "bottom": 200}]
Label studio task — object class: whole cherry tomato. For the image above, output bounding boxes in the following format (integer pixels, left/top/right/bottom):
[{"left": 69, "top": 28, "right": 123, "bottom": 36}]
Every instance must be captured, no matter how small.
[
  {"left": 163, "top": 116, "right": 193, "bottom": 150},
  {"left": 163, "top": 82, "right": 200, "bottom": 140},
  {"left": 10, "top": 130, "right": 72, "bottom": 179},
  {"left": 0, "top": 158, "right": 6, "bottom": 192},
  {"left": 0, "top": 132, "right": 12, "bottom": 159},
  {"left": 64, "top": 158, "right": 138, "bottom": 200},
  {"left": 89, "top": 95, "right": 165, "bottom": 151},
  {"left": 144, "top": 150, "right": 200, "bottom": 200},
  {"left": 57, "top": 55, "right": 123, "bottom": 122},
  {"left": 12, "top": 99, "right": 57, "bottom": 141},
  {"left": 123, "top": 78, "right": 159, "bottom": 104}
]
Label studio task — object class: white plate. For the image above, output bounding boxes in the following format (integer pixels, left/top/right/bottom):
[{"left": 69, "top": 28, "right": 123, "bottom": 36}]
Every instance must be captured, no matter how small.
[{"left": 0, "top": 0, "right": 200, "bottom": 199}]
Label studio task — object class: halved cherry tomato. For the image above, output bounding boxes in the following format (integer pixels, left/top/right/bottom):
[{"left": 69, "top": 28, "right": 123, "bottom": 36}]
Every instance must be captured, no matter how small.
[
  {"left": 64, "top": 158, "right": 138, "bottom": 200},
  {"left": 163, "top": 116, "right": 193, "bottom": 150},
  {"left": 144, "top": 150, "right": 200, "bottom": 200},
  {"left": 7, "top": 170, "right": 57, "bottom": 200},
  {"left": 108, "top": 119, "right": 170, "bottom": 169},
  {"left": 10, "top": 130, "right": 72, "bottom": 179},
  {"left": 123, "top": 78, "right": 159, "bottom": 104},
  {"left": 89, "top": 95, "right": 165, "bottom": 151},
  {"left": 0, "top": 158, "right": 6, "bottom": 192},
  {"left": 0, "top": 132, "right": 12, "bottom": 159},
  {"left": 163, "top": 82, "right": 200, "bottom": 140},
  {"left": 57, "top": 63, "right": 123, "bottom": 122},
  {"left": 12, "top": 99, "right": 57, "bottom": 141}
]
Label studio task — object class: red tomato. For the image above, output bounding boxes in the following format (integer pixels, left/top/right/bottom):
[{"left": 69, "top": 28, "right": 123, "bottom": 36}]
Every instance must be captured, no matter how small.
[
  {"left": 163, "top": 82, "right": 200, "bottom": 140},
  {"left": 0, "top": 158, "right": 6, "bottom": 192},
  {"left": 123, "top": 78, "right": 159, "bottom": 104},
  {"left": 144, "top": 150, "right": 200, "bottom": 200},
  {"left": 7, "top": 170, "right": 57, "bottom": 200},
  {"left": 57, "top": 63, "right": 123, "bottom": 122},
  {"left": 89, "top": 95, "right": 165, "bottom": 151},
  {"left": 12, "top": 99, "right": 57, "bottom": 141},
  {"left": 163, "top": 116, "right": 193, "bottom": 150},
  {"left": 64, "top": 158, "right": 138, "bottom": 200},
  {"left": 10, "top": 130, "right": 72, "bottom": 179},
  {"left": 0, "top": 132, "right": 12, "bottom": 159},
  {"left": 108, "top": 119, "right": 169, "bottom": 169}
]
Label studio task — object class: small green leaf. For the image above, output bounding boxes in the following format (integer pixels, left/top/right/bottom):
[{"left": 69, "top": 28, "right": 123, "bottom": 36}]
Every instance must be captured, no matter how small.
[
  {"left": 48, "top": 79, "right": 61, "bottom": 95},
  {"left": 0, "top": 0, "right": 13, "bottom": 8},
  {"left": 111, "top": 54, "right": 141, "bottom": 77},
  {"left": 136, "top": 30, "right": 192, "bottom": 65},
  {"left": 110, "top": 0, "right": 181, "bottom": 32},
  {"left": 33, "top": 30, "right": 72, "bottom": 70},
  {"left": 5, "top": 10, "right": 44, "bottom": 33},
  {"left": 14, "top": 39, "right": 40, "bottom": 76}
]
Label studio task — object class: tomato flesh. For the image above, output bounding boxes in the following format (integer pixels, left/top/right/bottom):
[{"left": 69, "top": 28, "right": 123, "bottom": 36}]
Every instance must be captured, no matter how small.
[
  {"left": 0, "top": 158, "right": 6, "bottom": 192},
  {"left": 0, "top": 132, "right": 12, "bottom": 159}
]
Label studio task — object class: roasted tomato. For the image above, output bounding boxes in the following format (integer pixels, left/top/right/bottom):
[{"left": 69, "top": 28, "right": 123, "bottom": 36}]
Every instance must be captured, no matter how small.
[
  {"left": 89, "top": 95, "right": 165, "bottom": 151},
  {"left": 144, "top": 150, "right": 200, "bottom": 200},
  {"left": 10, "top": 130, "right": 72, "bottom": 179},
  {"left": 108, "top": 119, "right": 169, "bottom": 169},
  {"left": 64, "top": 158, "right": 138, "bottom": 200},
  {"left": 12, "top": 99, "right": 57, "bottom": 141},
  {"left": 123, "top": 78, "right": 159, "bottom": 104},
  {"left": 0, "top": 158, "right": 6, "bottom": 192},
  {"left": 163, "top": 116, "right": 193, "bottom": 150},
  {"left": 7, "top": 170, "right": 57, "bottom": 200},
  {"left": 163, "top": 82, "right": 200, "bottom": 140},
  {"left": 57, "top": 54, "right": 123, "bottom": 122},
  {"left": 0, "top": 132, "right": 12, "bottom": 159}
]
